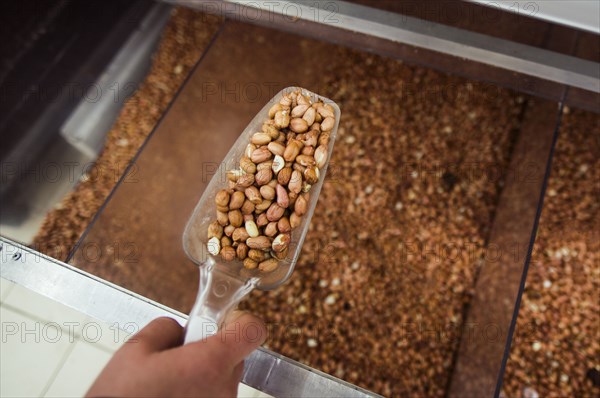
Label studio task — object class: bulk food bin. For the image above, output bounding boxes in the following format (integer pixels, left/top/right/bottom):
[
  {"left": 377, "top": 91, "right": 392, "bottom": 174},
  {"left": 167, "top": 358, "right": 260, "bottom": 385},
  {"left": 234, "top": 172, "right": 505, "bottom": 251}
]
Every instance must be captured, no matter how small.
[{"left": 4, "top": 1, "right": 598, "bottom": 397}]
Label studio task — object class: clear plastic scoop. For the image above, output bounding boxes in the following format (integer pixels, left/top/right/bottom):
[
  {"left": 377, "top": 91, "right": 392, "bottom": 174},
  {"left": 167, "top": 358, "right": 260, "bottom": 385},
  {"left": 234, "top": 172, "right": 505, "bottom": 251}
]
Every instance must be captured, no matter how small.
[{"left": 182, "top": 87, "right": 340, "bottom": 343}]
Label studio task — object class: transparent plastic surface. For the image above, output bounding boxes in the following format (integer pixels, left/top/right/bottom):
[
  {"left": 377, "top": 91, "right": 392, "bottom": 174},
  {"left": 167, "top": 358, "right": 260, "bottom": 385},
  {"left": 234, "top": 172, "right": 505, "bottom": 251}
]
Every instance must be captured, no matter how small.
[
  {"left": 182, "top": 87, "right": 340, "bottom": 291},
  {"left": 184, "top": 257, "right": 259, "bottom": 342},
  {"left": 182, "top": 87, "right": 340, "bottom": 341}
]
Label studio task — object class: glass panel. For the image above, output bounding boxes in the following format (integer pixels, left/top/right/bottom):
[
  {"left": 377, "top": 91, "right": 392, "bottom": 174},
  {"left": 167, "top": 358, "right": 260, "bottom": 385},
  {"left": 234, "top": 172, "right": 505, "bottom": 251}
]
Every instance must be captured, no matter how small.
[
  {"left": 69, "top": 20, "right": 558, "bottom": 396},
  {"left": 501, "top": 107, "right": 600, "bottom": 398}
]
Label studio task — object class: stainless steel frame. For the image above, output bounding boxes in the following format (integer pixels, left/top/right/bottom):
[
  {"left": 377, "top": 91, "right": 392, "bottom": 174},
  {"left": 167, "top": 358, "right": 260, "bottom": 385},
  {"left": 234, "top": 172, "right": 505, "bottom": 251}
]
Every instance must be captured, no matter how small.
[
  {"left": 164, "top": 0, "right": 599, "bottom": 94},
  {"left": 0, "top": 237, "right": 378, "bottom": 398},
  {"left": 468, "top": 0, "right": 600, "bottom": 34}
]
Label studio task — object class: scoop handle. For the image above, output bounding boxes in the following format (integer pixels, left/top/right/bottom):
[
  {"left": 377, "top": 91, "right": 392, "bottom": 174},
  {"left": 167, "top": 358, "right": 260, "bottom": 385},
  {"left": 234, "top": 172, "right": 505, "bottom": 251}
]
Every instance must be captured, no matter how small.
[{"left": 184, "top": 257, "right": 258, "bottom": 343}]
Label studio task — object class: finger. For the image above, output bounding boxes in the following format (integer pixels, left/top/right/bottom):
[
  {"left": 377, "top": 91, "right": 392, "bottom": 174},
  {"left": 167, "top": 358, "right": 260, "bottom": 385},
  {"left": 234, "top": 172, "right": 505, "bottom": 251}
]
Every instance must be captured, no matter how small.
[
  {"left": 213, "top": 311, "right": 267, "bottom": 365},
  {"left": 127, "top": 317, "right": 184, "bottom": 353}
]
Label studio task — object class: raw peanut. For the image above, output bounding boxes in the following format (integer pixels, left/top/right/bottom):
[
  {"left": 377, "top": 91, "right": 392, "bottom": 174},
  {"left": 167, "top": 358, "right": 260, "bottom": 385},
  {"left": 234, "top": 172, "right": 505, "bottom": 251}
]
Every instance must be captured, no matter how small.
[
  {"left": 272, "top": 155, "right": 285, "bottom": 173},
  {"left": 215, "top": 189, "right": 230, "bottom": 207},
  {"left": 279, "top": 94, "right": 292, "bottom": 107},
  {"left": 276, "top": 184, "right": 289, "bottom": 208},
  {"left": 243, "top": 214, "right": 253, "bottom": 222},
  {"left": 245, "top": 143, "right": 256, "bottom": 158},
  {"left": 257, "top": 160, "right": 273, "bottom": 171},
  {"left": 221, "top": 236, "right": 232, "bottom": 247},
  {"left": 237, "top": 243, "right": 249, "bottom": 260},
  {"left": 221, "top": 246, "right": 236, "bottom": 261},
  {"left": 245, "top": 220, "right": 259, "bottom": 238},
  {"left": 311, "top": 122, "right": 321, "bottom": 131},
  {"left": 278, "top": 217, "right": 291, "bottom": 233},
  {"left": 207, "top": 237, "right": 220, "bottom": 255},
  {"left": 243, "top": 257, "right": 258, "bottom": 270},
  {"left": 293, "top": 163, "right": 306, "bottom": 173},
  {"left": 240, "top": 156, "right": 256, "bottom": 174},
  {"left": 248, "top": 249, "right": 268, "bottom": 262},
  {"left": 235, "top": 174, "right": 255, "bottom": 189},
  {"left": 302, "top": 146, "right": 315, "bottom": 156},
  {"left": 295, "top": 193, "right": 308, "bottom": 215},
  {"left": 247, "top": 236, "right": 272, "bottom": 250},
  {"left": 232, "top": 227, "right": 249, "bottom": 242},
  {"left": 226, "top": 169, "right": 244, "bottom": 182},
  {"left": 208, "top": 221, "right": 223, "bottom": 239},
  {"left": 268, "top": 103, "right": 283, "bottom": 118},
  {"left": 296, "top": 133, "right": 306, "bottom": 142},
  {"left": 251, "top": 132, "right": 271, "bottom": 145},
  {"left": 229, "top": 191, "right": 245, "bottom": 209},
  {"left": 216, "top": 210, "right": 229, "bottom": 226},
  {"left": 314, "top": 145, "right": 327, "bottom": 168},
  {"left": 244, "top": 186, "right": 262, "bottom": 204},
  {"left": 288, "top": 191, "right": 298, "bottom": 207},
  {"left": 288, "top": 170, "right": 303, "bottom": 194},
  {"left": 286, "top": 132, "right": 296, "bottom": 141},
  {"left": 272, "top": 233, "right": 291, "bottom": 252},
  {"left": 283, "top": 141, "right": 301, "bottom": 162},
  {"left": 276, "top": 133, "right": 286, "bottom": 143},
  {"left": 228, "top": 210, "right": 243, "bottom": 227},
  {"left": 227, "top": 180, "right": 236, "bottom": 190},
  {"left": 304, "top": 166, "right": 319, "bottom": 184},
  {"left": 272, "top": 247, "right": 288, "bottom": 260},
  {"left": 321, "top": 116, "right": 335, "bottom": 131},
  {"left": 267, "top": 141, "right": 285, "bottom": 156},
  {"left": 318, "top": 132, "right": 330, "bottom": 146},
  {"left": 259, "top": 258, "right": 279, "bottom": 272},
  {"left": 255, "top": 200, "right": 271, "bottom": 214},
  {"left": 302, "top": 182, "right": 312, "bottom": 193},
  {"left": 304, "top": 130, "right": 319, "bottom": 147},
  {"left": 278, "top": 167, "right": 292, "bottom": 185},
  {"left": 263, "top": 123, "right": 280, "bottom": 139},
  {"left": 251, "top": 147, "right": 272, "bottom": 163},
  {"left": 303, "top": 107, "right": 316, "bottom": 126},
  {"left": 290, "top": 212, "right": 301, "bottom": 229},
  {"left": 255, "top": 168, "right": 273, "bottom": 186},
  {"left": 323, "top": 103, "right": 335, "bottom": 115},
  {"left": 266, "top": 202, "right": 285, "bottom": 222},
  {"left": 318, "top": 104, "right": 334, "bottom": 118},
  {"left": 256, "top": 213, "right": 269, "bottom": 227},
  {"left": 297, "top": 93, "right": 310, "bottom": 105},
  {"left": 267, "top": 178, "right": 278, "bottom": 188},
  {"left": 241, "top": 199, "right": 255, "bottom": 215},
  {"left": 274, "top": 110, "right": 290, "bottom": 128},
  {"left": 265, "top": 222, "right": 278, "bottom": 237},
  {"left": 291, "top": 104, "right": 309, "bottom": 118},
  {"left": 216, "top": 204, "right": 229, "bottom": 213},
  {"left": 296, "top": 154, "right": 315, "bottom": 167},
  {"left": 260, "top": 185, "right": 276, "bottom": 201},
  {"left": 224, "top": 225, "right": 235, "bottom": 237}
]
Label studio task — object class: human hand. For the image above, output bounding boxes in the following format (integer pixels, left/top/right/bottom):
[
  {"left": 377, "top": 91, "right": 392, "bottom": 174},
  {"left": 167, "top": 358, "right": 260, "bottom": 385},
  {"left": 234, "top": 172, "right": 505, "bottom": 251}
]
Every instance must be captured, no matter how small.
[{"left": 86, "top": 311, "right": 266, "bottom": 397}]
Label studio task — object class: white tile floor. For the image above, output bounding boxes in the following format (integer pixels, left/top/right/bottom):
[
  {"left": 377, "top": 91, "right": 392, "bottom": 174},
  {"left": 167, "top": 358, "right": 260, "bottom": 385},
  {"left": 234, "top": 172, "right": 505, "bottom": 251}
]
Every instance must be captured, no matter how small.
[{"left": 0, "top": 278, "right": 271, "bottom": 398}]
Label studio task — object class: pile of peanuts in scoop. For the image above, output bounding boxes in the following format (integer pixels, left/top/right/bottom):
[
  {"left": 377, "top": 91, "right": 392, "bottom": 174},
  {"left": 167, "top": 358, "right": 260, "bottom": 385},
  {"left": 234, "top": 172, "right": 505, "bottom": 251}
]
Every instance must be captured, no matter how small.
[{"left": 207, "top": 89, "right": 335, "bottom": 272}]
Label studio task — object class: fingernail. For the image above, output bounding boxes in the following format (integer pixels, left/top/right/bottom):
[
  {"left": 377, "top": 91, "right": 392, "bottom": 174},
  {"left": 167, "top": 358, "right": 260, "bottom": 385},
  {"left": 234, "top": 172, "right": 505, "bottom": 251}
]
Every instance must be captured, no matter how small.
[{"left": 226, "top": 309, "right": 246, "bottom": 323}]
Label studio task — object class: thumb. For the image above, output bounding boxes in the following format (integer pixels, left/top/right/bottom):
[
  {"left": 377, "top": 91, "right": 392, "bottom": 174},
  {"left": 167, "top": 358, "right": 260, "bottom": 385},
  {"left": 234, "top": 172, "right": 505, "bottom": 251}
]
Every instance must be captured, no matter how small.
[
  {"left": 214, "top": 310, "right": 267, "bottom": 365},
  {"left": 125, "top": 317, "right": 184, "bottom": 353}
]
